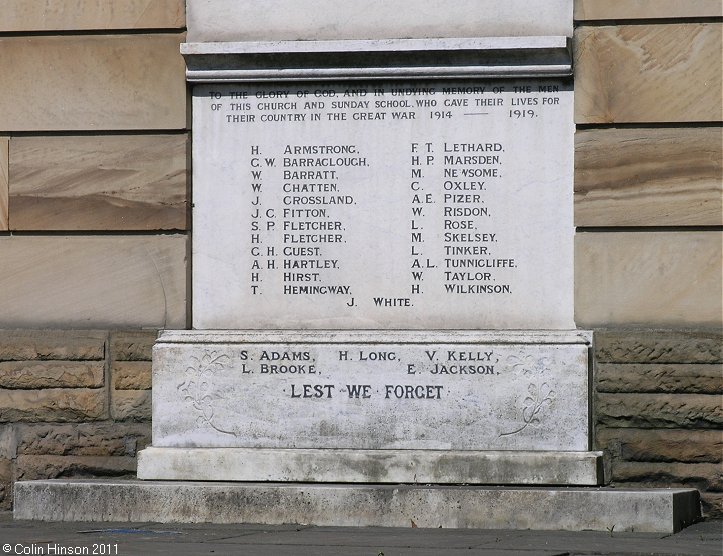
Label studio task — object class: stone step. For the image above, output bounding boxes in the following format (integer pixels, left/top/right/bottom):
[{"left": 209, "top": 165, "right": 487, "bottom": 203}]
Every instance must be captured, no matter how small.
[
  {"left": 14, "top": 480, "right": 700, "bottom": 533},
  {"left": 137, "top": 447, "right": 606, "bottom": 485}
]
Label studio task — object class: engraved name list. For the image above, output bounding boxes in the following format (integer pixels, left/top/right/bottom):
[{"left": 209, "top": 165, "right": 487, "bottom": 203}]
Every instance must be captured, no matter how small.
[{"left": 192, "top": 79, "right": 574, "bottom": 330}]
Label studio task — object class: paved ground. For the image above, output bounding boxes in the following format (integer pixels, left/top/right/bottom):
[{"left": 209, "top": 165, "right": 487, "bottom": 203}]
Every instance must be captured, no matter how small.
[{"left": 0, "top": 513, "right": 720, "bottom": 555}]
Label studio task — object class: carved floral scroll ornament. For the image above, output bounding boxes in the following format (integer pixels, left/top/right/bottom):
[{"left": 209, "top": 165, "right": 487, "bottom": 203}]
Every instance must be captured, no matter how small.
[
  {"left": 499, "top": 354, "right": 556, "bottom": 438},
  {"left": 178, "top": 351, "right": 237, "bottom": 436},
  {"left": 499, "top": 382, "right": 556, "bottom": 437},
  {"left": 506, "top": 354, "right": 552, "bottom": 376}
]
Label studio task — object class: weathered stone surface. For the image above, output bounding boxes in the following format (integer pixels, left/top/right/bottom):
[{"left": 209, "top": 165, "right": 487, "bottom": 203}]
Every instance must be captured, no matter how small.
[
  {"left": 575, "top": 232, "right": 723, "bottom": 327},
  {"left": 596, "top": 393, "right": 723, "bottom": 429},
  {"left": 138, "top": 447, "right": 606, "bottom": 485},
  {"left": 0, "top": 137, "right": 7, "bottom": 231},
  {"left": 0, "top": 458, "right": 11, "bottom": 510},
  {"left": 0, "top": 389, "right": 106, "bottom": 422},
  {"left": 594, "top": 330, "right": 723, "bottom": 364},
  {"left": 0, "top": 361, "right": 104, "bottom": 389},
  {"left": 575, "top": 0, "right": 722, "bottom": 20},
  {"left": 112, "top": 361, "right": 151, "bottom": 390},
  {"left": 611, "top": 462, "right": 722, "bottom": 492},
  {"left": 596, "top": 428, "right": 723, "bottom": 463},
  {"left": 0, "top": 330, "right": 106, "bottom": 361},
  {"left": 0, "top": 34, "right": 187, "bottom": 131},
  {"left": 0, "top": 425, "right": 16, "bottom": 459},
  {"left": 575, "top": 24, "right": 722, "bottom": 123},
  {"left": 16, "top": 423, "right": 150, "bottom": 457},
  {"left": 0, "top": 236, "right": 187, "bottom": 328},
  {"left": 14, "top": 455, "right": 136, "bottom": 481},
  {"left": 13, "top": 480, "right": 701, "bottom": 532},
  {"left": 110, "top": 330, "right": 157, "bottom": 361},
  {"left": 187, "top": 0, "right": 573, "bottom": 42},
  {"left": 1, "top": 0, "right": 185, "bottom": 31},
  {"left": 701, "top": 492, "right": 723, "bottom": 519},
  {"left": 575, "top": 127, "right": 723, "bottom": 226},
  {"left": 9, "top": 135, "right": 188, "bottom": 231},
  {"left": 596, "top": 363, "right": 723, "bottom": 394},
  {"left": 112, "top": 390, "right": 151, "bottom": 422}
]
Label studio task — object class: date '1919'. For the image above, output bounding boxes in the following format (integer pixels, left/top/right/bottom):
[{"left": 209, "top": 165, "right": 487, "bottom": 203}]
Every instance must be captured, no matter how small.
[{"left": 509, "top": 109, "right": 537, "bottom": 118}]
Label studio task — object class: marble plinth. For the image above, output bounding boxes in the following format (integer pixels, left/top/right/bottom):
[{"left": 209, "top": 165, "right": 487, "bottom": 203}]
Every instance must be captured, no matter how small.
[{"left": 146, "top": 330, "right": 591, "bottom": 454}]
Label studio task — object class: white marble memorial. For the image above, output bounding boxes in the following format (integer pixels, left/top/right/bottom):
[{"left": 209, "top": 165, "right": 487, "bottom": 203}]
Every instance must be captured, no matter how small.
[
  {"left": 186, "top": 0, "right": 573, "bottom": 43},
  {"left": 142, "top": 37, "right": 586, "bottom": 485},
  {"left": 192, "top": 78, "right": 574, "bottom": 329}
]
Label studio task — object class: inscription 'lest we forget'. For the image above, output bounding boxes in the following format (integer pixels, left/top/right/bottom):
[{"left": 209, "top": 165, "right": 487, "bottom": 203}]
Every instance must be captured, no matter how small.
[
  {"left": 192, "top": 80, "right": 574, "bottom": 330},
  {"left": 153, "top": 342, "right": 588, "bottom": 451}
]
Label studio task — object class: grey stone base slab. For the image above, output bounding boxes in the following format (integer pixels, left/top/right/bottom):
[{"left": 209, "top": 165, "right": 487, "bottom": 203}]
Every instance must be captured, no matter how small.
[
  {"left": 137, "top": 447, "right": 606, "bottom": 485},
  {"left": 14, "top": 480, "right": 700, "bottom": 533}
]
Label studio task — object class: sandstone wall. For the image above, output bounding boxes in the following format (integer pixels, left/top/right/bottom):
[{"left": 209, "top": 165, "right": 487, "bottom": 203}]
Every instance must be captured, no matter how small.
[
  {"left": 574, "top": 1, "right": 723, "bottom": 518},
  {"left": 593, "top": 330, "right": 722, "bottom": 517},
  {"left": 0, "top": 0, "right": 187, "bottom": 510},
  {"left": 0, "top": 330, "right": 155, "bottom": 509},
  {"left": 0, "top": 1, "right": 189, "bottom": 329}
]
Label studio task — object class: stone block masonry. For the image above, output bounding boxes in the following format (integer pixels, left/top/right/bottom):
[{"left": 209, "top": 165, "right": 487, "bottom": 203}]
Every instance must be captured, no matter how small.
[
  {"left": 1, "top": 0, "right": 185, "bottom": 32},
  {"left": 8, "top": 135, "right": 188, "bottom": 231},
  {"left": 593, "top": 329, "right": 723, "bottom": 518},
  {"left": 0, "top": 34, "right": 187, "bottom": 131},
  {"left": 0, "top": 236, "right": 188, "bottom": 329},
  {"left": 0, "top": 329, "right": 155, "bottom": 510}
]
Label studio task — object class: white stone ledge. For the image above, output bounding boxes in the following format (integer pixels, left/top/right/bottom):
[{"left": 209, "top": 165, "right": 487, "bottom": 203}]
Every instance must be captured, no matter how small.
[
  {"left": 158, "top": 330, "right": 592, "bottom": 345},
  {"left": 181, "top": 37, "right": 570, "bottom": 55},
  {"left": 137, "top": 447, "right": 606, "bottom": 485}
]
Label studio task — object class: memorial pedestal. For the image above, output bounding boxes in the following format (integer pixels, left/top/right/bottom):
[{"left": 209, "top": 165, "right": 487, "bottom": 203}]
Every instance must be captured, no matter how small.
[
  {"left": 137, "top": 330, "right": 601, "bottom": 484},
  {"left": 120, "top": 330, "right": 699, "bottom": 532},
  {"left": 123, "top": 31, "right": 698, "bottom": 526}
]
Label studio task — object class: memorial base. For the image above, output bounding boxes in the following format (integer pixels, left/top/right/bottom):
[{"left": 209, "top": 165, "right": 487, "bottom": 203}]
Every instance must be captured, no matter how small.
[
  {"left": 147, "top": 330, "right": 593, "bottom": 453},
  {"left": 77, "top": 328, "right": 698, "bottom": 533},
  {"left": 137, "top": 447, "right": 606, "bottom": 485},
  {"left": 14, "top": 480, "right": 701, "bottom": 533}
]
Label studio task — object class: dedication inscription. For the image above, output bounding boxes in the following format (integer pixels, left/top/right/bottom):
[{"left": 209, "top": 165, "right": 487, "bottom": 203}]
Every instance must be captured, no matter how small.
[{"left": 193, "top": 79, "right": 574, "bottom": 329}]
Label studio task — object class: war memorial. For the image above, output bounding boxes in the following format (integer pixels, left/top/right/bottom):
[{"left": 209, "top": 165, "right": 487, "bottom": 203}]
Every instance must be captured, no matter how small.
[{"left": 1, "top": 0, "right": 720, "bottom": 534}]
